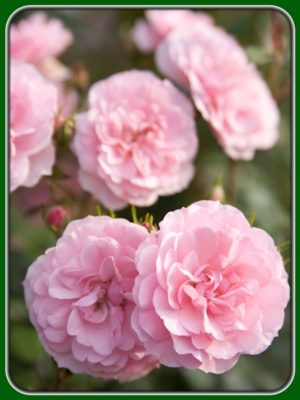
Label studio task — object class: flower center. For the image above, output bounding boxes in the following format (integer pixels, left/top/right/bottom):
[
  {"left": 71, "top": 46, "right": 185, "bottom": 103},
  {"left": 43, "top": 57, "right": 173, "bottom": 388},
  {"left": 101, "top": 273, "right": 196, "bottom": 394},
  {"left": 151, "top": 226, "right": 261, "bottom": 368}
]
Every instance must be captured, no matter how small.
[{"left": 73, "top": 274, "right": 126, "bottom": 324}]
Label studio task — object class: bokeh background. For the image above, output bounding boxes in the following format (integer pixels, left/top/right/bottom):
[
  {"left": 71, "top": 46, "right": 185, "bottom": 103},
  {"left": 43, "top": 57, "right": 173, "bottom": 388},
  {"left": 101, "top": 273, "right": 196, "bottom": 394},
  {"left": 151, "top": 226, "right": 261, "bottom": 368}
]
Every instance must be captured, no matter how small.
[{"left": 9, "top": 7, "right": 292, "bottom": 393}]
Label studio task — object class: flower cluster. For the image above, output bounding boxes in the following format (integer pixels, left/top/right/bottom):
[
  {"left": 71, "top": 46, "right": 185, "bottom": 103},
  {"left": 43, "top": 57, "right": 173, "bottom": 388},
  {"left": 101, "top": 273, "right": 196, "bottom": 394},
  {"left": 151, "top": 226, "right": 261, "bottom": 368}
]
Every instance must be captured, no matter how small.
[
  {"left": 9, "top": 8, "right": 290, "bottom": 388},
  {"left": 10, "top": 12, "right": 76, "bottom": 192},
  {"left": 10, "top": 12, "right": 78, "bottom": 119},
  {"left": 23, "top": 201, "right": 290, "bottom": 380},
  {"left": 132, "top": 10, "right": 280, "bottom": 161},
  {"left": 155, "top": 23, "right": 279, "bottom": 160}
]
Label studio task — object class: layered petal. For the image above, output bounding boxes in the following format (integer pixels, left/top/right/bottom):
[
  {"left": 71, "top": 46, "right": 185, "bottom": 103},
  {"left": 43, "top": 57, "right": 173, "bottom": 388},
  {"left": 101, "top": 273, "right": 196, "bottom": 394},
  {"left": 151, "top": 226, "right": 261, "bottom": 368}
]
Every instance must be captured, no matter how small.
[
  {"left": 72, "top": 70, "right": 198, "bottom": 209},
  {"left": 23, "top": 216, "right": 159, "bottom": 382},
  {"left": 132, "top": 200, "right": 290, "bottom": 373}
]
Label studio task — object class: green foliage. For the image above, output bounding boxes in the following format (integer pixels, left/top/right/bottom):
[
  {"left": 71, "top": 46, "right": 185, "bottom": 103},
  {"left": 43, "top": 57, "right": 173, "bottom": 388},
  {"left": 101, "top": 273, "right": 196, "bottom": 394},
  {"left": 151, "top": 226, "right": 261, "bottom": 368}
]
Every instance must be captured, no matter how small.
[{"left": 10, "top": 323, "right": 45, "bottom": 363}]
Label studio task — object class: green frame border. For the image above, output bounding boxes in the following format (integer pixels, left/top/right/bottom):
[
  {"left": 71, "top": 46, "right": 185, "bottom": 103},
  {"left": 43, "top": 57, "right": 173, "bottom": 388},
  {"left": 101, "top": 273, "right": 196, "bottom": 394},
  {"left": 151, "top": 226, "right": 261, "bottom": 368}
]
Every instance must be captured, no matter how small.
[{"left": 3, "top": 1, "right": 296, "bottom": 399}]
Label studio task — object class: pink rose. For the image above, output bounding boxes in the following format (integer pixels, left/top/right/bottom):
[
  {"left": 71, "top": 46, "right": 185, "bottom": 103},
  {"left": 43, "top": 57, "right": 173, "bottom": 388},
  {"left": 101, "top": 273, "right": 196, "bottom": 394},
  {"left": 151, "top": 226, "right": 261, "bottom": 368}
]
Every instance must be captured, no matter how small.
[
  {"left": 131, "top": 10, "right": 213, "bottom": 53},
  {"left": 10, "top": 12, "right": 73, "bottom": 64},
  {"left": 10, "top": 60, "right": 58, "bottom": 192},
  {"left": 132, "top": 200, "right": 290, "bottom": 373},
  {"left": 72, "top": 70, "right": 198, "bottom": 210},
  {"left": 10, "top": 13, "right": 78, "bottom": 119},
  {"left": 23, "top": 216, "right": 159, "bottom": 382},
  {"left": 155, "top": 25, "right": 279, "bottom": 160},
  {"left": 187, "top": 60, "right": 279, "bottom": 161}
]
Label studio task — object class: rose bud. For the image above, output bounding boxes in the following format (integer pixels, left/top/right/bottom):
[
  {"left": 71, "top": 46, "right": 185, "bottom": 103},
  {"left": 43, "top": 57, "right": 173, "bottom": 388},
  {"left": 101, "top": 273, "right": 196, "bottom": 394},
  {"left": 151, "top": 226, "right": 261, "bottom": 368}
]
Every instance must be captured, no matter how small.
[{"left": 45, "top": 205, "right": 71, "bottom": 231}]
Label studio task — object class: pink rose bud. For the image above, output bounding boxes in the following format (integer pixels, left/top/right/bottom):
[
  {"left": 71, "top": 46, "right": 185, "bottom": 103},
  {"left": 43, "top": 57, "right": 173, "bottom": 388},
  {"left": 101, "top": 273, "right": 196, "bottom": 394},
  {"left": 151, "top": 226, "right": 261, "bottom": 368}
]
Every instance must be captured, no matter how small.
[
  {"left": 210, "top": 185, "right": 225, "bottom": 203},
  {"left": 142, "top": 221, "right": 150, "bottom": 230},
  {"left": 45, "top": 205, "right": 70, "bottom": 230}
]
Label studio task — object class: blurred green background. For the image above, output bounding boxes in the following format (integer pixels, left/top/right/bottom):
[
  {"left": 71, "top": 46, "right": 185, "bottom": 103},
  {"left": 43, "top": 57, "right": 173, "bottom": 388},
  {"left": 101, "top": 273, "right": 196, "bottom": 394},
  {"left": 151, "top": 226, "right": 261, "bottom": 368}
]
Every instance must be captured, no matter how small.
[{"left": 9, "top": 8, "right": 292, "bottom": 393}]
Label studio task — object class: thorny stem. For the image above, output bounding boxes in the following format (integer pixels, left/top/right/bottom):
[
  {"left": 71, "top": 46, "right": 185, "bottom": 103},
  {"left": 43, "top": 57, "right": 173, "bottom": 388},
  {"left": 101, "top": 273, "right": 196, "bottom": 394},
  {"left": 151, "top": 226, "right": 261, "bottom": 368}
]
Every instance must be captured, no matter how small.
[
  {"left": 54, "top": 370, "right": 72, "bottom": 391},
  {"left": 52, "top": 359, "right": 72, "bottom": 391},
  {"left": 55, "top": 376, "right": 64, "bottom": 391}
]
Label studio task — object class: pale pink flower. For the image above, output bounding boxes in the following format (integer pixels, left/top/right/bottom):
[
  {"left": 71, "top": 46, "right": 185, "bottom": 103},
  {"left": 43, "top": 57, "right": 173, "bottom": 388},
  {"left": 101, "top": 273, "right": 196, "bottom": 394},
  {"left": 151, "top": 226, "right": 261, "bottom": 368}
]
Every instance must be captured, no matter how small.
[
  {"left": 155, "top": 24, "right": 279, "bottom": 160},
  {"left": 23, "top": 216, "right": 159, "bottom": 382},
  {"left": 10, "top": 13, "right": 78, "bottom": 118},
  {"left": 72, "top": 70, "right": 198, "bottom": 210},
  {"left": 132, "top": 9, "right": 213, "bottom": 53},
  {"left": 10, "top": 12, "right": 73, "bottom": 64},
  {"left": 132, "top": 200, "right": 290, "bottom": 373},
  {"left": 10, "top": 59, "right": 58, "bottom": 192},
  {"left": 189, "top": 63, "right": 280, "bottom": 161}
]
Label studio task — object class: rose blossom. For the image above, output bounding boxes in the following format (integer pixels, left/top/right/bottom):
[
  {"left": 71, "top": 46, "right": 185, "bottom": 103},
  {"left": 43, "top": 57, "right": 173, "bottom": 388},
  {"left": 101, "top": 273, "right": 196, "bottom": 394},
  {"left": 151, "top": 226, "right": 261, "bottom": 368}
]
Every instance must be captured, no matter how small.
[
  {"left": 23, "top": 215, "right": 159, "bottom": 382},
  {"left": 187, "top": 62, "right": 279, "bottom": 161},
  {"left": 131, "top": 9, "right": 213, "bottom": 53},
  {"left": 10, "top": 59, "right": 58, "bottom": 192},
  {"left": 10, "top": 12, "right": 73, "bottom": 64},
  {"left": 72, "top": 70, "right": 198, "bottom": 210},
  {"left": 132, "top": 200, "right": 290, "bottom": 373},
  {"left": 10, "top": 12, "right": 78, "bottom": 119},
  {"left": 155, "top": 24, "right": 280, "bottom": 160}
]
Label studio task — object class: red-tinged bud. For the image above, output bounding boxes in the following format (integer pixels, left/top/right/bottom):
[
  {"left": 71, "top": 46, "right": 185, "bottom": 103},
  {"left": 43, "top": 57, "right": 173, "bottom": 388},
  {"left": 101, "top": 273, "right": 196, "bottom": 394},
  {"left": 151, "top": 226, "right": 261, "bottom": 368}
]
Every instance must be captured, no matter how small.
[
  {"left": 45, "top": 206, "right": 71, "bottom": 231},
  {"left": 54, "top": 116, "right": 64, "bottom": 130},
  {"left": 54, "top": 106, "right": 66, "bottom": 130},
  {"left": 142, "top": 221, "right": 150, "bottom": 230}
]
